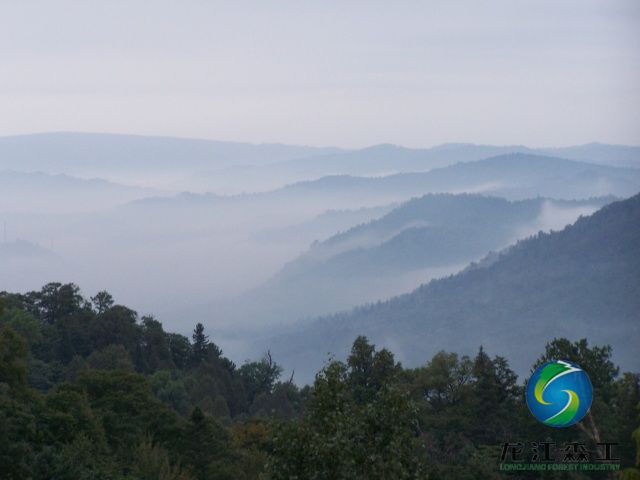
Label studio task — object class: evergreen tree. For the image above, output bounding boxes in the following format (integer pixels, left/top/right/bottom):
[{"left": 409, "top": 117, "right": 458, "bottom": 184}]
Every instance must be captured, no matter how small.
[
  {"left": 347, "top": 335, "right": 400, "bottom": 404},
  {"left": 181, "top": 407, "right": 233, "bottom": 480},
  {"left": 192, "top": 323, "right": 210, "bottom": 365}
]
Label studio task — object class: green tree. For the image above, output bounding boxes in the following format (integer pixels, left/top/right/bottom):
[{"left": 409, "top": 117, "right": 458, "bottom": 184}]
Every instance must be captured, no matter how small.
[
  {"left": 90, "top": 291, "right": 114, "bottom": 314},
  {"left": 0, "top": 325, "right": 28, "bottom": 389},
  {"left": 249, "top": 380, "right": 303, "bottom": 419},
  {"left": 347, "top": 335, "right": 401, "bottom": 404},
  {"left": 26, "top": 282, "right": 86, "bottom": 324},
  {"left": 0, "top": 325, "right": 36, "bottom": 479},
  {"left": 411, "top": 351, "right": 472, "bottom": 413},
  {"left": 74, "top": 370, "right": 180, "bottom": 455},
  {"left": 89, "top": 304, "right": 139, "bottom": 353},
  {"left": 0, "top": 387, "right": 37, "bottom": 480},
  {"left": 181, "top": 407, "right": 235, "bottom": 480},
  {"left": 621, "top": 423, "right": 640, "bottom": 479},
  {"left": 168, "top": 333, "right": 192, "bottom": 369},
  {"left": 150, "top": 370, "right": 190, "bottom": 415},
  {"left": 535, "top": 338, "right": 619, "bottom": 445},
  {"left": 86, "top": 344, "right": 135, "bottom": 371},
  {"left": 614, "top": 373, "right": 640, "bottom": 469},
  {"left": 239, "top": 351, "right": 283, "bottom": 406},
  {"left": 139, "top": 315, "right": 175, "bottom": 373},
  {"left": 134, "top": 436, "right": 194, "bottom": 480},
  {"left": 268, "top": 339, "right": 424, "bottom": 479},
  {"left": 534, "top": 338, "right": 619, "bottom": 391},
  {"left": 470, "top": 347, "right": 519, "bottom": 444},
  {"left": 192, "top": 323, "right": 210, "bottom": 365},
  {"left": 0, "top": 306, "right": 42, "bottom": 349}
]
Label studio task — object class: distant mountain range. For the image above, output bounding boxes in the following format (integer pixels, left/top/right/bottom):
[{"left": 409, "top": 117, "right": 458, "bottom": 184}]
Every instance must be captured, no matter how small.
[
  {"left": 0, "top": 132, "right": 343, "bottom": 192},
  {"left": 541, "top": 142, "right": 640, "bottom": 168},
  {"left": 133, "top": 154, "right": 640, "bottom": 215},
  {"left": 0, "top": 239, "right": 57, "bottom": 259},
  {"left": 0, "top": 170, "right": 157, "bottom": 213},
  {"left": 3, "top": 133, "right": 638, "bottom": 353},
  {"left": 270, "top": 141, "right": 640, "bottom": 177},
  {"left": 130, "top": 142, "right": 640, "bottom": 193},
  {"left": 1, "top": 133, "right": 637, "bottom": 193},
  {"left": 258, "top": 193, "right": 640, "bottom": 383},
  {"left": 208, "top": 194, "right": 613, "bottom": 329},
  {"left": 11, "top": 154, "right": 640, "bottom": 216},
  {"left": 0, "top": 132, "right": 342, "bottom": 172},
  {"left": 0, "top": 240, "right": 65, "bottom": 293},
  {"left": 272, "top": 154, "right": 640, "bottom": 202}
]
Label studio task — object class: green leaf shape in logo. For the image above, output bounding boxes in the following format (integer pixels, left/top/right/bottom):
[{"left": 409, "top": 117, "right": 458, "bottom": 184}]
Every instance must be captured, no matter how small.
[
  {"left": 534, "top": 362, "right": 572, "bottom": 405},
  {"left": 533, "top": 360, "right": 582, "bottom": 426},
  {"left": 544, "top": 389, "right": 580, "bottom": 427}
]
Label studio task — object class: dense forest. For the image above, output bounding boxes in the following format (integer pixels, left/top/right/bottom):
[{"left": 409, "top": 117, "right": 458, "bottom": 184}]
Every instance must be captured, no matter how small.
[{"left": 1, "top": 283, "right": 639, "bottom": 479}]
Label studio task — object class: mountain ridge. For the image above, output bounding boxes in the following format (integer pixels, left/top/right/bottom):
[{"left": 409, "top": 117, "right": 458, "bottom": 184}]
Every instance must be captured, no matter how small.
[
  {"left": 256, "top": 193, "right": 640, "bottom": 383},
  {"left": 127, "top": 153, "right": 640, "bottom": 209},
  {"left": 199, "top": 194, "right": 613, "bottom": 331}
]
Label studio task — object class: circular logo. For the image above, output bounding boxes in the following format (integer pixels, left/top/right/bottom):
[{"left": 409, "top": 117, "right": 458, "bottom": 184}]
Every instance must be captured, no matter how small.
[{"left": 525, "top": 360, "right": 593, "bottom": 427}]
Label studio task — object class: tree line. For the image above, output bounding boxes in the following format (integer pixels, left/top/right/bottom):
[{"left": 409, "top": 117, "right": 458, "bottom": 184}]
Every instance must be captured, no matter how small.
[{"left": 1, "top": 282, "right": 638, "bottom": 479}]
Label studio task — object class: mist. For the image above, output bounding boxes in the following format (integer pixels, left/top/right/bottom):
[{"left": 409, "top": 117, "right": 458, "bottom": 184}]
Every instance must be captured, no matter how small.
[
  {"left": 2, "top": 3, "right": 640, "bottom": 476},
  {"left": 1, "top": 137, "right": 634, "bottom": 347},
  {"left": 1, "top": 0, "right": 639, "bottom": 379}
]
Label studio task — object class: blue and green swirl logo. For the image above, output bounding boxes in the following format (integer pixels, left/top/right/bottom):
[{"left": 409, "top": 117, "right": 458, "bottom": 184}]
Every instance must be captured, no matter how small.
[{"left": 525, "top": 360, "right": 593, "bottom": 427}]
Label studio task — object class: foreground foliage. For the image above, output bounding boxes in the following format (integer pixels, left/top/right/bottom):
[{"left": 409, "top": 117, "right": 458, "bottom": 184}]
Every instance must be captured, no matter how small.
[{"left": 0, "top": 284, "right": 638, "bottom": 479}]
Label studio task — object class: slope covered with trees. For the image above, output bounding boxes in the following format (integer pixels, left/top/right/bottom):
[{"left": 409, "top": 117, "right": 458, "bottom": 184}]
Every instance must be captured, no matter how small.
[
  {"left": 220, "top": 194, "right": 611, "bottom": 327},
  {"left": 263, "top": 193, "right": 640, "bottom": 382}
]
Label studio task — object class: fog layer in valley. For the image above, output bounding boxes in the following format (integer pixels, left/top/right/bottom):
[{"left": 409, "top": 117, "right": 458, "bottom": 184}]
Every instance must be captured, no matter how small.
[{"left": 1, "top": 133, "right": 639, "bottom": 379}]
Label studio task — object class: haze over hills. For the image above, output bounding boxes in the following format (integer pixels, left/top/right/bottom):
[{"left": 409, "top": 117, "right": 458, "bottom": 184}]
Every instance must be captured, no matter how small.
[
  {"left": 6, "top": 150, "right": 634, "bottom": 218},
  {"left": 202, "top": 144, "right": 542, "bottom": 192},
  {"left": 4, "top": 2, "right": 639, "bottom": 474},
  {"left": 133, "top": 153, "right": 640, "bottom": 215},
  {"left": 4, "top": 149, "right": 633, "bottom": 320},
  {"left": 1, "top": 133, "right": 638, "bottom": 194},
  {"left": 208, "top": 194, "right": 613, "bottom": 329},
  {"left": 541, "top": 142, "right": 640, "bottom": 169},
  {"left": 258, "top": 141, "right": 640, "bottom": 184},
  {"left": 0, "top": 132, "right": 343, "bottom": 190},
  {"left": 0, "top": 170, "right": 158, "bottom": 213},
  {"left": 251, "top": 204, "right": 398, "bottom": 248},
  {"left": 0, "top": 239, "right": 57, "bottom": 259},
  {"left": 2, "top": 134, "right": 639, "bottom": 357},
  {"left": 257, "top": 193, "right": 640, "bottom": 383},
  {"left": 273, "top": 153, "right": 640, "bottom": 202},
  {"left": 0, "top": 239, "right": 64, "bottom": 293}
]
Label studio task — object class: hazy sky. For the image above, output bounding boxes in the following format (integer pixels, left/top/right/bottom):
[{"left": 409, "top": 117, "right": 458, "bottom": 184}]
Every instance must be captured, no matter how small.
[{"left": 1, "top": 0, "right": 639, "bottom": 148}]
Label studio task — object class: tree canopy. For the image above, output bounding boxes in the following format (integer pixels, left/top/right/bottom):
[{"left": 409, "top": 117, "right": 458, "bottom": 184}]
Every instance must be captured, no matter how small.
[{"left": 0, "top": 283, "right": 638, "bottom": 479}]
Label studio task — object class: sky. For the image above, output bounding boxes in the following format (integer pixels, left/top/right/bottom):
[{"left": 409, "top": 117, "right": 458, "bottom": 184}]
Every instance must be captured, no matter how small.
[{"left": 1, "top": 0, "right": 639, "bottom": 148}]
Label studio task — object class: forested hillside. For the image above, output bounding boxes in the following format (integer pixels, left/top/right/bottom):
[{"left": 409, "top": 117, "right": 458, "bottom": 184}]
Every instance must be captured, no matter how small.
[
  {"left": 220, "top": 194, "right": 611, "bottom": 327},
  {"left": 263, "top": 193, "right": 640, "bottom": 383},
  {"left": 1, "top": 287, "right": 639, "bottom": 478}
]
